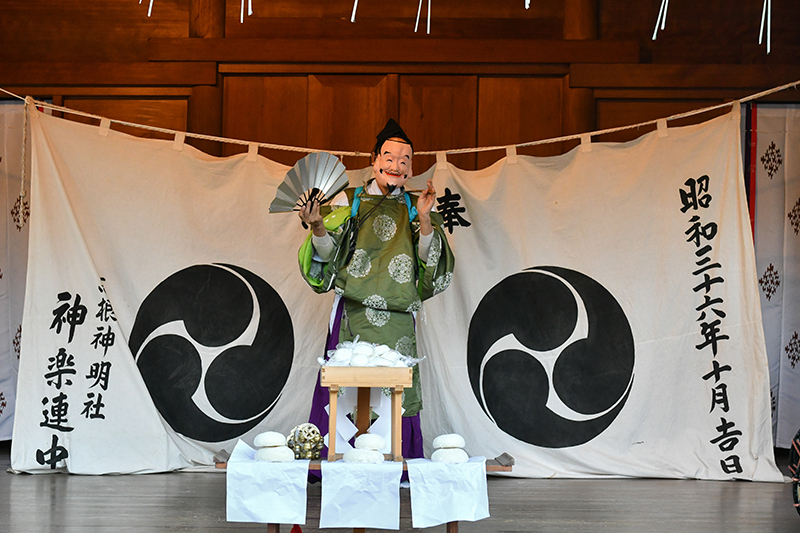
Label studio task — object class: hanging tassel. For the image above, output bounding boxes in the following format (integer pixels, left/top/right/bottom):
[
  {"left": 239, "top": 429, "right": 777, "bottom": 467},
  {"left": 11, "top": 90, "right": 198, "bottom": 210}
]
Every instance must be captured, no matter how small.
[
  {"left": 651, "top": 0, "right": 669, "bottom": 40},
  {"left": 758, "top": 0, "right": 772, "bottom": 54},
  {"left": 351, "top": 0, "right": 359, "bottom": 22},
  {"left": 290, "top": 525, "right": 303, "bottom": 533},
  {"left": 20, "top": 99, "right": 28, "bottom": 202},
  {"left": 13, "top": 99, "right": 31, "bottom": 231},
  {"left": 525, "top": 0, "right": 530, "bottom": 9}
]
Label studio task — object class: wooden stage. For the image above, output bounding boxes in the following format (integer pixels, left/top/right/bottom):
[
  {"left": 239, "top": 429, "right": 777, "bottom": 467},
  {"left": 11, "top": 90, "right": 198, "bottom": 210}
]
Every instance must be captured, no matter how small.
[{"left": 1, "top": 441, "right": 797, "bottom": 532}]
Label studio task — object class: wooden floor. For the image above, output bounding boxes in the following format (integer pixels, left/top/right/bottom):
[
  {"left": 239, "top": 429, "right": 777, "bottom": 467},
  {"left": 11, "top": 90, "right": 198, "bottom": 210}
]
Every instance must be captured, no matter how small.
[{"left": 1, "top": 440, "right": 797, "bottom": 532}]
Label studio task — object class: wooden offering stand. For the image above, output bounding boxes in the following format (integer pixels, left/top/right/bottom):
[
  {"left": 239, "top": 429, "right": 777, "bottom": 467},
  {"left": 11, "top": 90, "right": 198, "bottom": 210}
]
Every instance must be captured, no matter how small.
[{"left": 320, "top": 366, "right": 413, "bottom": 462}]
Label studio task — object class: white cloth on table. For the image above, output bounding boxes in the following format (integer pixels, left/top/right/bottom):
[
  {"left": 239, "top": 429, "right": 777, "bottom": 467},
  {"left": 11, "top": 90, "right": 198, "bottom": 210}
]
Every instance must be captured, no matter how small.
[
  {"left": 406, "top": 456, "right": 490, "bottom": 528},
  {"left": 320, "top": 460, "right": 403, "bottom": 529},
  {"left": 226, "top": 440, "right": 310, "bottom": 524}
]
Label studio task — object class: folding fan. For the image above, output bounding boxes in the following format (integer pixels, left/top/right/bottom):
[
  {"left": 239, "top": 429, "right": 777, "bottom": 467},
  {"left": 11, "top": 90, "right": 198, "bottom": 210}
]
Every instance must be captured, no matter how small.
[{"left": 269, "top": 152, "right": 349, "bottom": 215}]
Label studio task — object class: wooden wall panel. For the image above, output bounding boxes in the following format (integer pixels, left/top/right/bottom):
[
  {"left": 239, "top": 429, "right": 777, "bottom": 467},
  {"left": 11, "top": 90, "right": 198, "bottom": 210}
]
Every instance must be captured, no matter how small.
[
  {"left": 222, "top": 76, "right": 308, "bottom": 166},
  {"left": 595, "top": 100, "right": 730, "bottom": 143},
  {"left": 476, "top": 77, "right": 563, "bottom": 169},
  {"left": 399, "top": 76, "right": 478, "bottom": 172},
  {"left": 61, "top": 98, "right": 188, "bottom": 140},
  {"left": 307, "top": 75, "right": 399, "bottom": 170},
  {"left": 0, "top": 0, "right": 188, "bottom": 63}
]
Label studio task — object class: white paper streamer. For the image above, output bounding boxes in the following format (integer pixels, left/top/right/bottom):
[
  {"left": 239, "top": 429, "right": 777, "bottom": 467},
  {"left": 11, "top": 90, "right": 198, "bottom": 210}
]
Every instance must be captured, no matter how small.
[
  {"left": 240, "top": 0, "right": 253, "bottom": 23},
  {"left": 759, "top": 0, "right": 772, "bottom": 54},
  {"left": 139, "top": 0, "right": 154, "bottom": 17},
  {"left": 415, "top": 0, "right": 432, "bottom": 34},
  {"left": 427, "top": 0, "right": 431, "bottom": 34},
  {"left": 651, "top": 0, "right": 669, "bottom": 40}
]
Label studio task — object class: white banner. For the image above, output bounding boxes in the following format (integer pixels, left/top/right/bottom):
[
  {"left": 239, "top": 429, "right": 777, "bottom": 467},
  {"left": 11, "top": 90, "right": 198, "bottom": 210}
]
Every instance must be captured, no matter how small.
[
  {"left": 753, "top": 104, "right": 800, "bottom": 449},
  {"left": 10, "top": 104, "right": 782, "bottom": 480},
  {"left": 418, "top": 106, "right": 782, "bottom": 481},
  {"left": 12, "top": 108, "right": 331, "bottom": 473}
]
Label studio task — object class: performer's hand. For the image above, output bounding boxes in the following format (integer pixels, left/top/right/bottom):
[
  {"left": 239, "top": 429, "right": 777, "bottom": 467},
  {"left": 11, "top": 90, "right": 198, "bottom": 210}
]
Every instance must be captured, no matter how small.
[
  {"left": 299, "top": 199, "right": 326, "bottom": 237},
  {"left": 417, "top": 178, "right": 436, "bottom": 236}
]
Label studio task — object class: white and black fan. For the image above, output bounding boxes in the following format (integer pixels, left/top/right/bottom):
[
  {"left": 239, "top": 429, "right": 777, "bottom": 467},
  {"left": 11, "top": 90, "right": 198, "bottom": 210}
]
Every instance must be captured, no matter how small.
[{"left": 269, "top": 152, "right": 349, "bottom": 223}]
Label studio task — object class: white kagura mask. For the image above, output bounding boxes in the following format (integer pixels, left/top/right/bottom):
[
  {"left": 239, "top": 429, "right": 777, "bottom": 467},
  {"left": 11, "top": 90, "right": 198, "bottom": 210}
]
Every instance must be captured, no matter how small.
[{"left": 373, "top": 139, "right": 413, "bottom": 194}]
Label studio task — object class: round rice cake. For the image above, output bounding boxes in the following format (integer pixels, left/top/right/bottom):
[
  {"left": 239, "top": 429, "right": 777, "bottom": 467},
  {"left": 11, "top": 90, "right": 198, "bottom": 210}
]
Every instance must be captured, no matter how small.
[
  {"left": 432, "top": 434, "right": 466, "bottom": 450},
  {"left": 431, "top": 448, "right": 469, "bottom": 464},
  {"left": 343, "top": 449, "right": 385, "bottom": 464},
  {"left": 255, "top": 445, "right": 295, "bottom": 462},
  {"left": 354, "top": 433, "right": 386, "bottom": 451},
  {"left": 253, "top": 431, "right": 286, "bottom": 448}
]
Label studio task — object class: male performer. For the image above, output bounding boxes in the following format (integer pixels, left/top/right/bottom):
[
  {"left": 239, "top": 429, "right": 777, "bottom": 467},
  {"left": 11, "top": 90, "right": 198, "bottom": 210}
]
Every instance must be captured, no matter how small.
[{"left": 298, "top": 119, "right": 454, "bottom": 458}]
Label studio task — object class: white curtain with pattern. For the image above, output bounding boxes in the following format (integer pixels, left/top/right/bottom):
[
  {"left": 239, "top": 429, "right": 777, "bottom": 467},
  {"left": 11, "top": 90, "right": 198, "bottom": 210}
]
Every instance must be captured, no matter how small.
[
  {"left": 0, "top": 102, "right": 31, "bottom": 441},
  {"left": 753, "top": 104, "right": 800, "bottom": 449}
]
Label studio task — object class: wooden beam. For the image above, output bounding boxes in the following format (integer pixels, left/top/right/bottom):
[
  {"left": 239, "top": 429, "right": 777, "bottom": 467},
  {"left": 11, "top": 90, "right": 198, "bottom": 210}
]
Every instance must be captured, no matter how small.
[
  {"left": 570, "top": 64, "right": 800, "bottom": 89},
  {"left": 0, "top": 87, "right": 193, "bottom": 98},
  {"left": 594, "top": 89, "right": 753, "bottom": 100},
  {"left": 219, "top": 64, "right": 570, "bottom": 76},
  {"left": 595, "top": 88, "right": 800, "bottom": 103},
  {"left": 149, "top": 38, "right": 639, "bottom": 64},
  {"left": 224, "top": 17, "right": 563, "bottom": 40},
  {"left": 0, "top": 63, "right": 218, "bottom": 87}
]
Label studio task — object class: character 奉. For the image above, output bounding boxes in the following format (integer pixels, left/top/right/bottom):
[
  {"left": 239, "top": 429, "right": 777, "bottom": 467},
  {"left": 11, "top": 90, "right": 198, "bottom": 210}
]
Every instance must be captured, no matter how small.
[{"left": 298, "top": 119, "right": 455, "bottom": 458}]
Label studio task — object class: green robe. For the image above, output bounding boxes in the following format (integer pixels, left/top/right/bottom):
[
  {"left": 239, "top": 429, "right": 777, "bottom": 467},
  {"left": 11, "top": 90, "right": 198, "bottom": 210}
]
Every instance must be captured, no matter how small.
[{"left": 299, "top": 185, "right": 455, "bottom": 416}]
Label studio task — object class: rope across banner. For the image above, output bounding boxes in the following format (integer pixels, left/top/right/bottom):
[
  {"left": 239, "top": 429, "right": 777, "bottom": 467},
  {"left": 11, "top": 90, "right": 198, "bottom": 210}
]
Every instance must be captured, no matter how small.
[{"left": 1, "top": 80, "right": 799, "bottom": 161}]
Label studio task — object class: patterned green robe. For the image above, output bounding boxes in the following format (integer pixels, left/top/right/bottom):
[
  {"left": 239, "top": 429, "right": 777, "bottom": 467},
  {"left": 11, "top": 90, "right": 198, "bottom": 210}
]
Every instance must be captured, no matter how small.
[{"left": 299, "top": 184, "right": 455, "bottom": 416}]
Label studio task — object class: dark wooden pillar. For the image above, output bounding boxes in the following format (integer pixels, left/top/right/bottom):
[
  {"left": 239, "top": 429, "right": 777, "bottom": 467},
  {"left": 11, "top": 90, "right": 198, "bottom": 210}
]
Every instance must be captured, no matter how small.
[
  {"left": 563, "top": 0, "right": 599, "bottom": 40},
  {"left": 562, "top": 0, "right": 597, "bottom": 151},
  {"left": 187, "top": 0, "right": 225, "bottom": 156}
]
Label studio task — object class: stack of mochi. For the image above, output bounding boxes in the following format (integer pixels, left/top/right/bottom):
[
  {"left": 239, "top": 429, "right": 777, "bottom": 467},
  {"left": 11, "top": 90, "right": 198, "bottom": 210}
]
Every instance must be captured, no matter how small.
[
  {"left": 431, "top": 434, "right": 469, "bottom": 464},
  {"left": 318, "top": 336, "right": 422, "bottom": 368},
  {"left": 253, "top": 431, "right": 295, "bottom": 462},
  {"left": 342, "top": 433, "right": 386, "bottom": 464}
]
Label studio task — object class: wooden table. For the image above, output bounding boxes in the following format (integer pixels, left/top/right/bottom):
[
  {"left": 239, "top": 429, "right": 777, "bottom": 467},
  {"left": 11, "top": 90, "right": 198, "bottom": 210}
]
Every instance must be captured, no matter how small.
[
  {"left": 320, "top": 366, "right": 413, "bottom": 462},
  {"left": 257, "top": 365, "right": 514, "bottom": 533}
]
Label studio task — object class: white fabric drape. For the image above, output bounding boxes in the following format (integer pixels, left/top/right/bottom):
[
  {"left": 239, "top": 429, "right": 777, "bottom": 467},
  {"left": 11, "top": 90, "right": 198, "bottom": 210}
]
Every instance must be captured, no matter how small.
[
  {"left": 0, "top": 103, "right": 30, "bottom": 441},
  {"left": 753, "top": 104, "right": 800, "bottom": 448},
  {"left": 9, "top": 105, "right": 782, "bottom": 481}
]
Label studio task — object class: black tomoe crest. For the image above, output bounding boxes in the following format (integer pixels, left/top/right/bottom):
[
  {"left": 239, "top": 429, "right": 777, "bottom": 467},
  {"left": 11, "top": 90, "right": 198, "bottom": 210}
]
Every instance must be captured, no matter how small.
[
  {"left": 129, "top": 264, "right": 294, "bottom": 442},
  {"left": 467, "top": 267, "right": 634, "bottom": 448}
]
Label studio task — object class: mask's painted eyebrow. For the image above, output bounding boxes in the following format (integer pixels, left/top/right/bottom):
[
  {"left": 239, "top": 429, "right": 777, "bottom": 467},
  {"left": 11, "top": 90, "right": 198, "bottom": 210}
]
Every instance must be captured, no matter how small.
[{"left": 382, "top": 150, "right": 411, "bottom": 160}]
